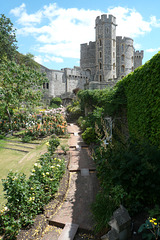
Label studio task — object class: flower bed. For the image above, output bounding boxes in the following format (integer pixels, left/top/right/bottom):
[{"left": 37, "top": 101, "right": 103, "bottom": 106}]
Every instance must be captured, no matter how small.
[{"left": 0, "top": 135, "right": 65, "bottom": 239}]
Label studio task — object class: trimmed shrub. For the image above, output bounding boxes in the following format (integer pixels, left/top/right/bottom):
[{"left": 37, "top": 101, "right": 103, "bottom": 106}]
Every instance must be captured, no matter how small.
[{"left": 50, "top": 97, "right": 62, "bottom": 108}]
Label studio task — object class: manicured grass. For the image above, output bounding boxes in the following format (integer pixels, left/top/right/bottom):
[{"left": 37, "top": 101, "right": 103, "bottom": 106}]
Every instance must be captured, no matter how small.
[{"left": 0, "top": 138, "right": 48, "bottom": 209}]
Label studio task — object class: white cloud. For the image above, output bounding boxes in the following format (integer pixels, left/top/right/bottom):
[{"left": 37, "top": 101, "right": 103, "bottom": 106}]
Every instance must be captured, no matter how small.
[
  {"left": 38, "top": 42, "right": 80, "bottom": 58},
  {"left": 34, "top": 54, "right": 63, "bottom": 65},
  {"left": 10, "top": 3, "right": 42, "bottom": 26},
  {"left": 150, "top": 16, "right": 160, "bottom": 27},
  {"left": 44, "top": 55, "right": 64, "bottom": 63},
  {"left": 34, "top": 55, "right": 43, "bottom": 65},
  {"left": 146, "top": 47, "right": 160, "bottom": 53},
  {"left": 17, "top": 11, "right": 43, "bottom": 26},
  {"left": 10, "top": 3, "right": 26, "bottom": 17},
  {"left": 10, "top": 3, "right": 160, "bottom": 61},
  {"left": 108, "top": 7, "right": 151, "bottom": 37},
  {"left": 134, "top": 43, "right": 142, "bottom": 50}
]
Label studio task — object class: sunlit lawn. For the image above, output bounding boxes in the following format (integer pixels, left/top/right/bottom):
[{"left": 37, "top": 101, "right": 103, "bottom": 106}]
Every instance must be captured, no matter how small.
[{"left": 0, "top": 137, "right": 48, "bottom": 209}]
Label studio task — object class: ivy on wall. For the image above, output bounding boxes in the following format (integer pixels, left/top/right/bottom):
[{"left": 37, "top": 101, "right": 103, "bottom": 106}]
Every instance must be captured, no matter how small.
[
  {"left": 78, "top": 83, "right": 126, "bottom": 117},
  {"left": 123, "top": 51, "right": 160, "bottom": 145},
  {"left": 78, "top": 51, "right": 160, "bottom": 146}
]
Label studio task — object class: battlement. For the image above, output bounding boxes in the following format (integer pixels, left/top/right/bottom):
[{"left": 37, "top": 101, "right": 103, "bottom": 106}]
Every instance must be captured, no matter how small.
[
  {"left": 134, "top": 50, "right": 144, "bottom": 58},
  {"left": 116, "top": 36, "right": 133, "bottom": 43},
  {"left": 96, "top": 14, "right": 116, "bottom": 25},
  {"left": 81, "top": 41, "right": 96, "bottom": 51}
]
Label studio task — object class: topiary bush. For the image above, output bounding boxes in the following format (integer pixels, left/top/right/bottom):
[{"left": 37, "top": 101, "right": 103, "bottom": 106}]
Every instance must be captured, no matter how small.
[{"left": 50, "top": 97, "right": 62, "bottom": 108}]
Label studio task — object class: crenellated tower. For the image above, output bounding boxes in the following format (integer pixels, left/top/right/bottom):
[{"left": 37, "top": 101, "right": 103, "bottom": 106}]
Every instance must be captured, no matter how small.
[
  {"left": 134, "top": 50, "right": 144, "bottom": 69},
  {"left": 116, "top": 37, "right": 134, "bottom": 79},
  {"left": 80, "top": 41, "right": 96, "bottom": 81},
  {"left": 95, "top": 14, "right": 117, "bottom": 82}
]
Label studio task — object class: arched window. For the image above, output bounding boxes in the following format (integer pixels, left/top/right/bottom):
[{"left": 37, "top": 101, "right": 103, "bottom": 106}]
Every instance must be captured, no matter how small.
[
  {"left": 121, "top": 54, "right": 125, "bottom": 61},
  {"left": 131, "top": 56, "right": 133, "bottom": 63},
  {"left": 121, "top": 44, "right": 124, "bottom": 52},
  {"left": 113, "top": 63, "right": 115, "bottom": 70},
  {"left": 99, "top": 51, "right": 102, "bottom": 58},
  {"left": 100, "top": 75, "right": 102, "bottom": 82},
  {"left": 121, "top": 65, "right": 125, "bottom": 73},
  {"left": 99, "top": 62, "right": 102, "bottom": 70},
  {"left": 99, "top": 39, "right": 102, "bottom": 46}
]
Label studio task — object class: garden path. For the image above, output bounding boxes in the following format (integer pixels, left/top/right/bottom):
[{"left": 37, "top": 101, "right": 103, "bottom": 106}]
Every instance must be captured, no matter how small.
[{"left": 42, "top": 123, "right": 99, "bottom": 240}]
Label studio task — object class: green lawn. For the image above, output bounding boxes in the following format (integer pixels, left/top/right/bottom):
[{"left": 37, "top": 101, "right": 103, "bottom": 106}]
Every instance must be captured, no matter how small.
[{"left": 0, "top": 138, "right": 48, "bottom": 209}]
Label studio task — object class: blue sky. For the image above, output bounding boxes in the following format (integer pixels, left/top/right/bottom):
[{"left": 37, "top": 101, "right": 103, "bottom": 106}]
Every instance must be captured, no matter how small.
[{"left": 2, "top": 0, "right": 160, "bottom": 70}]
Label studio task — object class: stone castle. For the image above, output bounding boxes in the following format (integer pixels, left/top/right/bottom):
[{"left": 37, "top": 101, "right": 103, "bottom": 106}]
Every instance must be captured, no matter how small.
[{"left": 41, "top": 14, "right": 143, "bottom": 101}]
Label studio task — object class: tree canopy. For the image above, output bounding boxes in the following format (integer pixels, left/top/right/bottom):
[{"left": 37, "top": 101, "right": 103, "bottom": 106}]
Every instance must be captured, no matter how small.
[
  {"left": 0, "top": 14, "right": 48, "bottom": 126},
  {"left": 0, "top": 14, "right": 17, "bottom": 61}
]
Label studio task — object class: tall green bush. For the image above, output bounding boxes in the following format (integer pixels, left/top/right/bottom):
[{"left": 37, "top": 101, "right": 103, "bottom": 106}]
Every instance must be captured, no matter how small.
[{"left": 123, "top": 52, "right": 160, "bottom": 145}]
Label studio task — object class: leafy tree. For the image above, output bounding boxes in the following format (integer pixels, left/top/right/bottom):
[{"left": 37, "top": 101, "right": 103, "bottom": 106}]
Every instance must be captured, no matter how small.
[
  {"left": 0, "top": 14, "right": 17, "bottom": 61},
  {"left": 15, "top": 52, "right": 40, "bottom": 69},
  {"left": 0, "top": 59, "right": 47, "bottom": 128}
]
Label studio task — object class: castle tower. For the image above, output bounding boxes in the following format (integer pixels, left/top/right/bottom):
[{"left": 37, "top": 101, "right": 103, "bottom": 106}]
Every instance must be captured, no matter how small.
[
  {"left": 80, "top": 41, "right": 96, "bottom": 81},
  {"left": 116, "top": 37, "right": 134, "bottom": 79},
  {"left": 134, "top": 50, "right": 144, "bottom": 69},
  {"left": 95, "top": 14, "right": 117, "bottom": 82}
]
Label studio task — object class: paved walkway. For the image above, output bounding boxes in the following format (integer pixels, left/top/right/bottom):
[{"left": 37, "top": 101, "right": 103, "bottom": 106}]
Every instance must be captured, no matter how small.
[{"left": 42, "top": 123, "right": 99, "bottom": 240}]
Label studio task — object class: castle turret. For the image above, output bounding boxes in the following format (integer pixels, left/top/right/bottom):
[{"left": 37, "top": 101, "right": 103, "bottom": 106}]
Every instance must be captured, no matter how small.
[
  {"left": 95, "top": 14, "right": 117, "bottom": 82},
  {"left": 134, "top": 50, "right": 144, "bottom": 69},
  {"left": 116, "top": 37, "right": 134, "bottom": 79},
  {"left": 80, "top": 41, "right": 96, "bottom": 81}
]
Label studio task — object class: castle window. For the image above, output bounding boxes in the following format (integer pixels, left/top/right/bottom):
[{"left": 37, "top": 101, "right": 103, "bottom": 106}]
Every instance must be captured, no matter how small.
[
  {"left": 100, "top": 75, "right": 102, "bottom": 82},
  {"left": 121, "top": 65, "right": 125, "bottom": 73},
  {"left": 121, "top": 44, "right": 124, "bottom": 52},
  {"left": 46, "top": 83, "right": 49, "bottom": 89},
  {"left": 99, "top": 39, "right": 102, "bottom": 46},
  {"left": 131, "top": 56, "right": 133, "bottom": 63},
  {"left": 113, "top": 63, "right": 115, "bottom": 70},
  {"left": 99, "top": 51, "right": 102, "bottom": 58},
  {"left": 99, "top": 62, "right": 102, "bottom": 70},
  {"left": 121, "top": 54, "right": 125, "bottom": 61},
  {"left": 43, "top": 83, "right": 45, "bottom": 89}
]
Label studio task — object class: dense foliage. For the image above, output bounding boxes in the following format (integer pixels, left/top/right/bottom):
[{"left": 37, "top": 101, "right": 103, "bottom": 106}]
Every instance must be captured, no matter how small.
[
  {"left": 0, "top": 15, "right": 48, "bottom": 132},
  {"left": 123, "top": 51, "right": 160, "bottom": 145},
  {"left": 77, "top": 83, "right": 126, "bottom": 117},
  {"left": 0, "top": 14, "right": 17, "bottom": 61},
  {"left": 0, "top": 135, "right": 65, "bottom": 239},
  {"left": 50, "top": 97, "right": 62, "bottom": 108},
  {"left": 77, "top": 51, "right": 160, "bottom": 234},
  {"left": 78, "top": 52, "right": 160, "bottom": 146}
]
